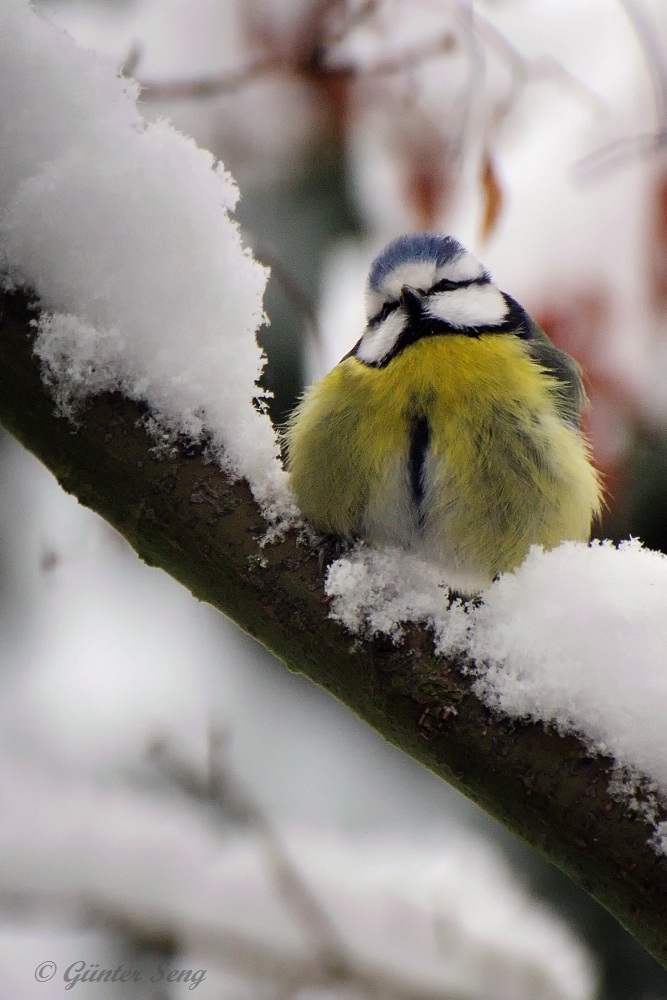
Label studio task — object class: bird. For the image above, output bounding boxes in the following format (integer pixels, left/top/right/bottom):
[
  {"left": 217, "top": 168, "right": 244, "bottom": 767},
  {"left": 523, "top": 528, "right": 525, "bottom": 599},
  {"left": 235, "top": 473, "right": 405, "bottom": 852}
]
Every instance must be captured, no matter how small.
[{"left": 285, "top": 233, "right": 602, "bottom": 595}]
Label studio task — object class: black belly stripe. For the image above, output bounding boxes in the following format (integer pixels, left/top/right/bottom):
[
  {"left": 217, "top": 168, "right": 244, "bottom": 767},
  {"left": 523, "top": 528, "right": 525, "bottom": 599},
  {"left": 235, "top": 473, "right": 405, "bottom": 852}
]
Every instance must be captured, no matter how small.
[{"left": 409, "top": 416, "right": 430, "bottom": 526}]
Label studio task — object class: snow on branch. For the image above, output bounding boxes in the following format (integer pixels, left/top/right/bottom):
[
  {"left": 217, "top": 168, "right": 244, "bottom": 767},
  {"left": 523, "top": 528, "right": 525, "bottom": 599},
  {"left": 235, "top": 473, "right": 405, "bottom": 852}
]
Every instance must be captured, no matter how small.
[
  {"left": 326, "top": 540, "right": 667, "bottom": 857},
  {"left": 0, "top": 0, "right": 287, "bottom": 514}
]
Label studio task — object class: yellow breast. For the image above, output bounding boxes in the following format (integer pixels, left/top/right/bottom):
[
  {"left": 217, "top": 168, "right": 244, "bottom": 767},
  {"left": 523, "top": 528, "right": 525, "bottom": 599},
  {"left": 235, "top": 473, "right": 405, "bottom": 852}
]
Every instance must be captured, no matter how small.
[{"left": 286, "top": 334, "right": 601, "bottom": 592}]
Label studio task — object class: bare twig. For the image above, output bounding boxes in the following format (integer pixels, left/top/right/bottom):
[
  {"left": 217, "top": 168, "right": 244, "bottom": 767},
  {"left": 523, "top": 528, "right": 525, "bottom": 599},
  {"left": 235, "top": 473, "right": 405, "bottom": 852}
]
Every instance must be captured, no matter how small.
[
  {"left": 139, "top": 54, "right": 285, "bottom": 101},
  {"left": 146, "top": 732, "right": 491, "bottom": 998},
  {"left": 576, "top": 0, "right": 667, "bottom": 180},
  {"left": 470, "top": 5, "right": 606, "bottom": 126},
  {"left": 326, "top": 0, "right": 383, "bottom": 45},
  {"left": 138, "top": 31, "right": 457, "bottom": 103},
  {"left": 618, "top": 0, "right": 667, "bottom": 131},
  {"left": 352, "top": 31, "right": 457, "bottom": 77},
  {"left": 0, "top": 856, "right": 473, "bottom": 999},
  {"left": 148, "top": 730, "right": 351, "bottom": 981},
  {"left": 575, "top": 131, "right": 667, "bottom": 181},
  {"left": 0, "top": 885, "right": 338, "bottom": 992}
]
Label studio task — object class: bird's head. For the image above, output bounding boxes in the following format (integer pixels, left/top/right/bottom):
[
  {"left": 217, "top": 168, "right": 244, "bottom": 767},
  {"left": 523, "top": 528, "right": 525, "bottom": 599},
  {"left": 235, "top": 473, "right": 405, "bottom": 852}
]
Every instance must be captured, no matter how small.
[{"left": 356, "top": 233, "right": 511, "bottom": 366}]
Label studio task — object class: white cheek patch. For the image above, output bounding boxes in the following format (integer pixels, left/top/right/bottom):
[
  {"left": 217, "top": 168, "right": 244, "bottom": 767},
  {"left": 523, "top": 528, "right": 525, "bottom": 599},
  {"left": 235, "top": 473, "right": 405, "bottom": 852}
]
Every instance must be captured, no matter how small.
[
  {"left": 365, "top": 287, "right": 385, "bottom": 320},
  {"left": 356, "top": 309, "right": 407, "bottom": 365},
  {"left": 434, "top": 251, "right": 486, "bottom": 284},
  {"left": 425, "top": 284, "right": 508, "bottom": 328}
]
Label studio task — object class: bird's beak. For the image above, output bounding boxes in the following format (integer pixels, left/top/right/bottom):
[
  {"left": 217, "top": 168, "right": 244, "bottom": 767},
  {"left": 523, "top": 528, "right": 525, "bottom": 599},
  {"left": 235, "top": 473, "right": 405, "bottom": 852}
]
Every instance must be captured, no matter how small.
[{"left": 400, "top": 285, "right": 423, "bottom": 320}]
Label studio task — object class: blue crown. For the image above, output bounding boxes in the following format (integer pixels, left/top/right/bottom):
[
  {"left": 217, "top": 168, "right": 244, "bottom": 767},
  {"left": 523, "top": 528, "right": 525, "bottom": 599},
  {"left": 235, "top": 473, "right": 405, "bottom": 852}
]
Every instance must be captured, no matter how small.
[{"left": 368, "top": 233, "right": 464, "bottom": 291}]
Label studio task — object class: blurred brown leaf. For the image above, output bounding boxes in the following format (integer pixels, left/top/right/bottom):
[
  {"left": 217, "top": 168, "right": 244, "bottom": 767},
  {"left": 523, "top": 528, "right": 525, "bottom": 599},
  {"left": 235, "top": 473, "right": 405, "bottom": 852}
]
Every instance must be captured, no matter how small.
[
  {"left": 650, "top": 167, "right": 667, "bottom": 315},
  {"left": 480, "top": 151, "right": 503, "bottom": 244}
]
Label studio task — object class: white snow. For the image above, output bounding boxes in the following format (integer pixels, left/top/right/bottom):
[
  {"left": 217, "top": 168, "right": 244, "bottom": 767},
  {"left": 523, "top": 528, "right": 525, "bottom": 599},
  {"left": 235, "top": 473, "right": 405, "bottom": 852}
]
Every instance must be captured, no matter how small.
[
  {"left": 442, "top": 541, "right": 667, "bottom": 780},
  {"left": 326, "top": 539, "right": 667, "bottom": 845},
  {"left": 0, "top": 755, "right": 596, "bottom": 1000},
  {"left": 326, "top": 544, "right": 450, "bottom": 640},
  {"left": 0, "top": 0, "right": 289, "bottom": 515}
]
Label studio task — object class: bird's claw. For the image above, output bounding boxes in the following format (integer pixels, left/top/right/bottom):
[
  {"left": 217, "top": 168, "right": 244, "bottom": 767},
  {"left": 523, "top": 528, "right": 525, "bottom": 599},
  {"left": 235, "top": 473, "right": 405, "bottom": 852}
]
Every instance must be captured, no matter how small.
[{"left": 317, "top": 534, "right": 354, "bottom": 572}]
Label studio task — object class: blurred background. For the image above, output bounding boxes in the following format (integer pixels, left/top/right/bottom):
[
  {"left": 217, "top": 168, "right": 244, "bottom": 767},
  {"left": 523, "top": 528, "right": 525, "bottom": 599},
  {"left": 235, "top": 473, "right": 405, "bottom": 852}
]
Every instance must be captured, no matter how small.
[{"left": 2, "top": 0, "right": 667, "bottom": 995}]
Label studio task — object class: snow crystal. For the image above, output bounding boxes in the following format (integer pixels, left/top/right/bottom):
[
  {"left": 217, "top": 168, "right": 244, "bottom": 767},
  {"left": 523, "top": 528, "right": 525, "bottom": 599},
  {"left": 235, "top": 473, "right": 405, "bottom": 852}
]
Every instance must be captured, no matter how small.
[
  {"left": 441, "top": 541, "right": 667, "bottom": 789},
  {"left": 0, "top": 0, "right": 289, "bottom": 514},
  {"left": 326, "top": 545, "right": 452, "bottom": 638},
  {"left": 326, "top": 539, "right": 667, "bottom": 840}
]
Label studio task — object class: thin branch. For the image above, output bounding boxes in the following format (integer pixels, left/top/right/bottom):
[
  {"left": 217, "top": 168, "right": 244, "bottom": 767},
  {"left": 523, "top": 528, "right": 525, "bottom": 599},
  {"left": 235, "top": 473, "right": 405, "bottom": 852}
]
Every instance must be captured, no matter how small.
[
  {"left": 617, "top": 0, "right": 667, "bottom": 132},
  {"left": 145, "top": 731, "right": 482, "bottom": 999},
  {"left": 357, "top": 31, "right": 457, "bottom": 77},
  {"left": 139, "top": 32, "right": 458, "bottom": 103},
  {"left": 326, "top": 0, "right": 383, "bottom": 45},
  {"left": 470, "top": 5, "right": 606, "bottom": 126},
  {"left": 139, "top": 54, "right": 286, "bottom": 101},
  {"left": 575, "top": 0, "right": 667, "bottom": 180},
  {"left": 0, "top": 885, "right": 344, "bottom": 993},
  {"left": 148, "top": 730, "right": 352, "bottom": 981},
  {"left": 575, "top": 131, "right": 667, "bottom": 183}
]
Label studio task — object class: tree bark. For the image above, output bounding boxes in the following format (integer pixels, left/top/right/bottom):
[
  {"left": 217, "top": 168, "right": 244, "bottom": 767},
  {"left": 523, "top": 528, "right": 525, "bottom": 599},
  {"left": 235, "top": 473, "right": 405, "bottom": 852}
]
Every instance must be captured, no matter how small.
[{"left": 1, "top": 286, "right": 666, "bottom": 965}]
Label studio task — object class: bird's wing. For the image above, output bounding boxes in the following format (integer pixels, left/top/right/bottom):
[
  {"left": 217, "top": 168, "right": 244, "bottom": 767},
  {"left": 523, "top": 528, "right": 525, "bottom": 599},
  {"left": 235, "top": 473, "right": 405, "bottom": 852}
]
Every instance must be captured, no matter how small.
[{"left": 523, "top": 317, "right": 588, "bottom": 428}]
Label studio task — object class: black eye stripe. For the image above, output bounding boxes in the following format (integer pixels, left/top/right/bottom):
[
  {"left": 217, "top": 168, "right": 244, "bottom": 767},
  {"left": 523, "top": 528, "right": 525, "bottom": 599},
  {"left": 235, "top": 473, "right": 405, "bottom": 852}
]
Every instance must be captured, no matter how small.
[
  {"left": 354, "top": 292, "right": 529, "bottom": 368},
  {"left": 430, "top": 276, "right": 488, "bottom": 294},
  {"left": 367, "top": 275, "right": 489, "bottom": 327},
  {"left": 368, "top": 299, "right": 401, "bottom": 328},
  {"left": 430, "top": 278, "right": 458, "bottom": 293}
]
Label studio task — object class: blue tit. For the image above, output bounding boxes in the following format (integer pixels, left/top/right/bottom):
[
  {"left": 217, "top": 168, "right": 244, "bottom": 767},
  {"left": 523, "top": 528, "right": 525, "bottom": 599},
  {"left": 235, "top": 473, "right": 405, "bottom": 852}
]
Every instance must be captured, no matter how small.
[{"left": 285, "top": 233, "right": 602, "bottom": 594}]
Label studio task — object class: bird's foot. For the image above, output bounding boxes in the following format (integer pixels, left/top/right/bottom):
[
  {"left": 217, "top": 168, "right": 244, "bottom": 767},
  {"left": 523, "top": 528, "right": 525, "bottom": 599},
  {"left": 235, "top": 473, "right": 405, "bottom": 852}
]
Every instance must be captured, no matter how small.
[
  {"left": 317, "top": 534, "right": 354, "bottom": 572},
  {"left": 447, "top": 589, "right": 484, "bottom": 609}
]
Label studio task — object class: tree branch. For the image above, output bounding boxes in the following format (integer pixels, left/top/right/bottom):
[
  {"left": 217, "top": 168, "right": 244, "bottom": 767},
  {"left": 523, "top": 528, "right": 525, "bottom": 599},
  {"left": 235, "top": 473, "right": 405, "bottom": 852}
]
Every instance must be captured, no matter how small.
[
  {"left": 1, "top": 286, "right": 667, "bottom": 967},
  {"left": 137, "top": 34, "right": 456, "bottom": 102}
]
